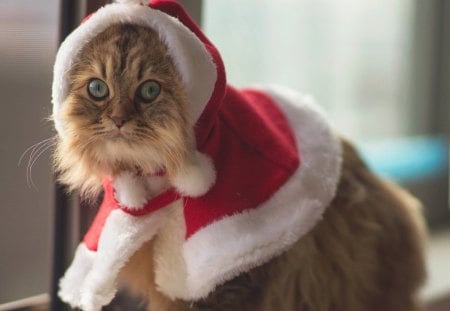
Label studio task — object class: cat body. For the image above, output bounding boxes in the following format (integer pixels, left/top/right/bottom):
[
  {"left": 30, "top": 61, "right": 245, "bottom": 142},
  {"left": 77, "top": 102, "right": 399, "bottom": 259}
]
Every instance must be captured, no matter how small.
[{"left": 52, "top": 1, "right": 426, "bottom": 310}]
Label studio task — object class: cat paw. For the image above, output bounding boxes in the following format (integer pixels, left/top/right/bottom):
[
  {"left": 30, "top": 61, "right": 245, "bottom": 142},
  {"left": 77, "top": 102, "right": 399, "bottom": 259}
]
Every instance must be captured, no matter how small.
[
  {"left": 80, "top": 272, "right": 117, "bottom": 311},
  {"left": 58, "top": 244, "right": 95, "bottom": 309},
  {"left": 58, "top": 285, "right": 82, "bottom": 309},
  {"left": 80, "top": 292, "right": 112, "bottom": 311}
]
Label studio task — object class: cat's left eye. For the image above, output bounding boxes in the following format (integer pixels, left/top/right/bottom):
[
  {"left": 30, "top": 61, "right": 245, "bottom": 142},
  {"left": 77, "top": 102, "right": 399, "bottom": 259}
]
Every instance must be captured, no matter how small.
[
  {"left": 137, "top": 80, "right": 161, "bottom": 103},
  {"left": 87, "top": 78, "right": 109, "bottom": 101}
]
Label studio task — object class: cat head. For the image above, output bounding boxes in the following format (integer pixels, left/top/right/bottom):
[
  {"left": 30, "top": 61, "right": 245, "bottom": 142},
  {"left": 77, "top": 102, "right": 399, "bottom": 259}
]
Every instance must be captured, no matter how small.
[{"left": 52, "top": 1, "right": 223, "bottom": 198}]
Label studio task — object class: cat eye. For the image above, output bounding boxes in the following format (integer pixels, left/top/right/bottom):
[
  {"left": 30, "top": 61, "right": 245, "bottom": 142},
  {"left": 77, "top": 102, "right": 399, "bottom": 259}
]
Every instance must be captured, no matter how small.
[
  {"left": 137, "top": 80, "right": 161, "bottom": 103},
  {"left": 87, "top": 78, "right": 109, "bottom": 100}
]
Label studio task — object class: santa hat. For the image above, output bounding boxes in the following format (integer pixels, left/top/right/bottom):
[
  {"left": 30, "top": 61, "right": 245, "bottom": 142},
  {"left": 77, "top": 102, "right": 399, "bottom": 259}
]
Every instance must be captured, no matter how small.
[{"left": 52, "top": 0, "right": 225, "bottom": 197}]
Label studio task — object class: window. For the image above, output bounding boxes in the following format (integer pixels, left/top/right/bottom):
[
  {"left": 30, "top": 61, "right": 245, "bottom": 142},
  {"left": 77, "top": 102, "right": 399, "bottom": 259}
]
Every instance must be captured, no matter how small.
[
  {"left": 203, "top": 0, "right": 449, "bottom": 225},
  {"left": 204, "top": 0, "right": 429, "bottom": 141}
]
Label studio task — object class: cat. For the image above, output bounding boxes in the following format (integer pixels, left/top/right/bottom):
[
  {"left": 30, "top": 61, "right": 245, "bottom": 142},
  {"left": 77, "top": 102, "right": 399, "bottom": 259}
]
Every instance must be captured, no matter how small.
[
  {"left": 54, "top": 24, "right": 191, "bottom": 199},
  {"left": 54, "top": 22, "right": 426, "bottom": 311}
]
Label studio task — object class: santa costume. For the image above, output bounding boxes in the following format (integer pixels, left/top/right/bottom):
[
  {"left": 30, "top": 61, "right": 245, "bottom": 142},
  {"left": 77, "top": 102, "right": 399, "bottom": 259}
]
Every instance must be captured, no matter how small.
[{"left": 52, "top": 1, "right": 342, "bottom": 310}]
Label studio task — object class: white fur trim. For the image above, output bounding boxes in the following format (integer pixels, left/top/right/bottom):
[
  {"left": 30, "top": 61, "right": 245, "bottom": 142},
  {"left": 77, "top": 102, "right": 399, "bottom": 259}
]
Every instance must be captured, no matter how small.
[
  {"left": 58, "top": 244, "right": 96, "bottom": 309},
  {"left": 114, "top": 0, "right": 144, "bottom": 4},
  {"left": 181, "top": 87, "right": 343, "bottom": 299},
  {"left": 114, "top": 172, "right": 170, "bottom": 210},
  {"left": 52, "top": 2, "right": 217, "bottom": 137},
  {"left": 145, "top": 174, "right": 170, "bottom": 195},
  {"left": 77, "top": 208, "right": 169, "bottom": 311},
  {"left": 171, "top": 151, "right": 216, "bottom": 197},
  {"left": 113, "top": 172, "right": 148, "bottom": 210}
]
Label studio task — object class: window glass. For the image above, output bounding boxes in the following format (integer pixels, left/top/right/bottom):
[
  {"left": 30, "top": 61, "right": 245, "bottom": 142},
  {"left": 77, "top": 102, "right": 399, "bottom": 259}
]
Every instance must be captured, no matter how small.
[
  {"left": 204, "top": 1, "right": 449, "bottom": 229},
  {"left": 203, "top": 0, "right": 417, "bottom": 142}
]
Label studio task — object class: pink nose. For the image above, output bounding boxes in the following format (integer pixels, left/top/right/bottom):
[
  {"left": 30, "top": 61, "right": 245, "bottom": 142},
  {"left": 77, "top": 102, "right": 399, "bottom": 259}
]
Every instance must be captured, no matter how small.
[{"left": 111, "top": 116, "right": 127, "bottom": 128}]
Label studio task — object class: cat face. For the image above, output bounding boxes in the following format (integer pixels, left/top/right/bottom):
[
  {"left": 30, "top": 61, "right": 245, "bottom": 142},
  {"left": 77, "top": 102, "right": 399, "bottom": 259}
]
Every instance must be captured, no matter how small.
[{"left": 54, "top": 24, "right": 191, "bottom": 196}]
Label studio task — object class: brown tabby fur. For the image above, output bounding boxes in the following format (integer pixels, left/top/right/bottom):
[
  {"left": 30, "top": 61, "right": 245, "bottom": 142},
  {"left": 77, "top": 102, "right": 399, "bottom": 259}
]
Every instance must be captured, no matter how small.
[{"left": 55, "top": 24, "right": 427, "bottom": 310}]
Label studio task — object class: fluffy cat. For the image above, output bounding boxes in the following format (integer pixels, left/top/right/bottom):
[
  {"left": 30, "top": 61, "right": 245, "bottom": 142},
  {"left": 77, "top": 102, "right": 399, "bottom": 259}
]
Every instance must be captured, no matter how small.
[{"left": 54, "top": 23, "right": 426, "bottom": 311}]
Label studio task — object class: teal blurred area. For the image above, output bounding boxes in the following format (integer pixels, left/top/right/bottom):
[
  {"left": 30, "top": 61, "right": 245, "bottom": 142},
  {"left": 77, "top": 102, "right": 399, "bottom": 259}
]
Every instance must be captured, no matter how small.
[{"left": 360, "top": 135, "right": 449, "bottom": 182}]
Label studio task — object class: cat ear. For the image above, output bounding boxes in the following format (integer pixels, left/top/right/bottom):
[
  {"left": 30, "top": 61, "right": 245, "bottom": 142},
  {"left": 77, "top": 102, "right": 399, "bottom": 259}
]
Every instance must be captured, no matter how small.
[{"left": 172, "top": 151, "right": 216, "bottom": 197}]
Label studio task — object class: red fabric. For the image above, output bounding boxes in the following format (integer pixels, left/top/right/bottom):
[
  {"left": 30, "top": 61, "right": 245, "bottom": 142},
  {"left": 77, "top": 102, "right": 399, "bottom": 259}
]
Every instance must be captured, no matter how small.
[
  {"left": 184, "top": 87, "right": 299, "bottom": 238},
  {"left": 83, "top": 180, "right": 180, "bottom": 250},
  {"left": 83, "top": 180, "right": 119, "bottom": 251},
  {"left": 121, "top": 189, "right": 180, "bottom": 216}
]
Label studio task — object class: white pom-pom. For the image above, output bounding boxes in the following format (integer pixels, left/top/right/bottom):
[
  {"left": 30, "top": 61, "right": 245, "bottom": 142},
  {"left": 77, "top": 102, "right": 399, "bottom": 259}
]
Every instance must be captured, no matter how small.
[
  {"left": 114, "top": 0, "right": 145, "bottom": 5},
  {"left": 113, "top": 172, "right": 148, "bottom": 210},
  {"left": 172, "top": 152, "right": 216, "bottom": 197}
]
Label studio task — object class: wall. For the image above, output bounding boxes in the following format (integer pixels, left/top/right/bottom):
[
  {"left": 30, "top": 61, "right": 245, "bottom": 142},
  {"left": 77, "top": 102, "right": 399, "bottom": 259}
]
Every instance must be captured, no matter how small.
[{"left": 0, "top": 0, "right": 58, "bottom": 303}]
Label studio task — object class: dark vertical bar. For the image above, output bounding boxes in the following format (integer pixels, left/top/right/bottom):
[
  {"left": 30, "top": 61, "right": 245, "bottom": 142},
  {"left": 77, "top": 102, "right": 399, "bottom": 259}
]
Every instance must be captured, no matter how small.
[
  {"left": 50, "top": 184, "right": 71, "bottom": 311},
  {"left": 51, "top": 0, "right": 80, "bottom": 309},
  {"left": 51, "top": 0, "right": 78, "bottom": 307},
  {"left": 430, "top": 0, "right": 446, "bottom": 135},
  {"left": 58, "top": 0, "right": 81, "bottom": 43},
  {"left": 178, "top": 0, "right": 203, "bottom": 24},
  {"left": 439, "top": 1, "right": 450, "bottom": 209},
  {"left": 87, "top": 0, "right": 109, "bottom": 15},
  {"left": 427, "top": 0, "right": 450, "bottom": 215}
]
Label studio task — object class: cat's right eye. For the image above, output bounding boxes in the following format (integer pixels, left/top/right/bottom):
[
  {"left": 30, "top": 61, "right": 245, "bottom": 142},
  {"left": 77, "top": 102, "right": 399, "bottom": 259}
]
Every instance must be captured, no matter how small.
[
  {"left": 87, "top": 78, "right": 109, "bottom": 101},
  {"left": 136, "top": 80, "right": 161, "bottom": 103}
]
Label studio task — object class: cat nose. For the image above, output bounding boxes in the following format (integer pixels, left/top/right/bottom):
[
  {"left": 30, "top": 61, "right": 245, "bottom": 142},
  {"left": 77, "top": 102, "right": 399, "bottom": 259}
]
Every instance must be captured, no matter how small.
[{"left": 111, "top": 116, "right": 128, "bottom": 128}]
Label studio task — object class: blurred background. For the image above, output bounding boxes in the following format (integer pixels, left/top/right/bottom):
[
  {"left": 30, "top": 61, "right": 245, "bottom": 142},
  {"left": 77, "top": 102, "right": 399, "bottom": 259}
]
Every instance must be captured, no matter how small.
[{"left": 0, "top": 0, "right": 448, "bottom": 310}]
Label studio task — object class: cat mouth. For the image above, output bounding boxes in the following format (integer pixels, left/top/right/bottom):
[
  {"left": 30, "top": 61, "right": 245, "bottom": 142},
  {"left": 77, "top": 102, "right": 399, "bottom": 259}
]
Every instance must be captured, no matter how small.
[
  {"left": 105, "top": 130, "right": 124, "bottom": 139},
  {"left": 104, "top": 129, "right": 141, "bottom": 145},
  {"left": 104, "top": 130, "right": 130, "bottom": 143},
  {"left": 111, "top": 131, "right": 124, "bottom": 138}
]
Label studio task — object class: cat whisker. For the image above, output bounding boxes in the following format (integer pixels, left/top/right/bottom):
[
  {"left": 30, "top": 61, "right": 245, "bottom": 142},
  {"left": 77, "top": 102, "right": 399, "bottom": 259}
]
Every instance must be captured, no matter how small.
[
  {"left": 128, "top": 132, "right": 146, "bottom": 138},
  {"left": 131, "top": 128, "right": 157, "bottom": 138},
  {"left": 26, "top": 138, "right": 56, "bottom": 189},
  {"left": 132, "top": 131, "right": 150, "bottom": 137},
  {"left": 128, "top": 134, "right": 153, "bottom": 142},
  {"left": 133, "top": 127, "right": 152, "bottom": 133},
  {"left": 29, "top": 139, "right": 54, "bottom": 169},
  {"left": 18, "top": 136, "right": 55, "bottom": 167}
]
